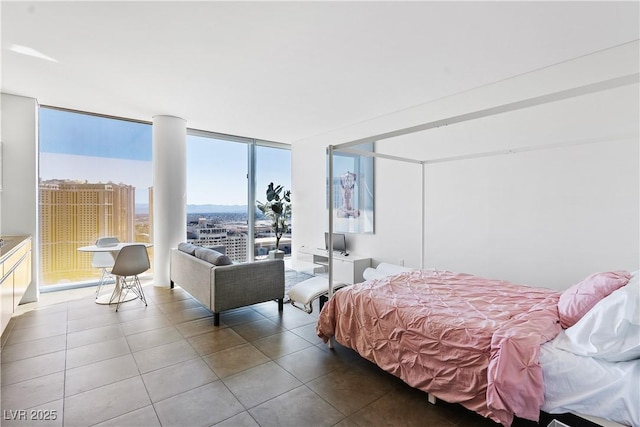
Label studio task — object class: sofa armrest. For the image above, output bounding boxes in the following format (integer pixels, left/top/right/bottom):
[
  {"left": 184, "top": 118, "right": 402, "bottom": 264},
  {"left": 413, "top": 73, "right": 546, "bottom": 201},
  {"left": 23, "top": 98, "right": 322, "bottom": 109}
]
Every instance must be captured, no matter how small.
[
  {"left": 170, "top": 248, "right": 214, "bottom": 309},
  {"left": 211, "top": 259, "right": 285, "bottom": 312}
]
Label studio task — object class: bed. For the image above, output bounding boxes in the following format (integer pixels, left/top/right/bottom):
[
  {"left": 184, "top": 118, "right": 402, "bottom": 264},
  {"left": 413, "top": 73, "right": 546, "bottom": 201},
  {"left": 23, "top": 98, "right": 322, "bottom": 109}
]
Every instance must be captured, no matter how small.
[
  {"left": 316, "top": 269, "right": 639, "bottom": 426},
  {"left": 318, "top": 65, "right": 639, "bottom": 426}
]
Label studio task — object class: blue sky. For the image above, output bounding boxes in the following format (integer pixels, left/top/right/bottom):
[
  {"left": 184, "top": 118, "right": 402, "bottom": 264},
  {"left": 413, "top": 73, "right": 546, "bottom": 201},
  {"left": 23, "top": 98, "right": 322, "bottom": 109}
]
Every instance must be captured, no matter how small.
[
  {"left": 40, "top": 108, "right": 152, "bottom": 161},
  {"left": 39, "top": 107, "right": 290, "bottom": 206},
  {"left": 186, "top": 136, "right": 291, "bottom": 205}
]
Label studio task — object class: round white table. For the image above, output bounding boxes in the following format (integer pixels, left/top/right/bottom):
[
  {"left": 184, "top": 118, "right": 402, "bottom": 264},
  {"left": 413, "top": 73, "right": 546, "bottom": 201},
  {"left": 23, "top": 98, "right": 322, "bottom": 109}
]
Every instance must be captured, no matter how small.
[{"left": 78, "top": 242, "right": 152, "bottom": 305}]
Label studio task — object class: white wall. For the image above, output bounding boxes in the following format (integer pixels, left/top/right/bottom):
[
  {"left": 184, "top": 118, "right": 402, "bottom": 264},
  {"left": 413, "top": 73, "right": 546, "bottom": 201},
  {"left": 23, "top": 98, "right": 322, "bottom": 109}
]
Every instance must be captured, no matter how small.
[
  {"left": 1, "top": 93, "right": 39, "bottom": 302},
  {"left": 423, "top": 136, "right": 638, "bottom": 290},
  {"left": 292, "top": 42, "right": 639, "bottom": 291}
]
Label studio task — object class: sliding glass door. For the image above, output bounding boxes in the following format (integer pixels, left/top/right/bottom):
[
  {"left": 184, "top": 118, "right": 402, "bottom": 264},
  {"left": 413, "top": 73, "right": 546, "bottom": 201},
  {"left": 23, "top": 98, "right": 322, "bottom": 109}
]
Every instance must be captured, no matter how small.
[
  {"left": 186, "top": 133, "right": 249, "bottom": 262},
  {"left": 186, "top": 131, "right": 291, "bottom": 262}
]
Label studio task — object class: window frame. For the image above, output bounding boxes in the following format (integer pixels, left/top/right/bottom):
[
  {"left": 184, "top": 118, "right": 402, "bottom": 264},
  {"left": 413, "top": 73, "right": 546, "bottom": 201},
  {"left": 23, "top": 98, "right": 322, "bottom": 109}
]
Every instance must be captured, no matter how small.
[{"left": 186, "top": 128, "right": 291, "bottom": 262}]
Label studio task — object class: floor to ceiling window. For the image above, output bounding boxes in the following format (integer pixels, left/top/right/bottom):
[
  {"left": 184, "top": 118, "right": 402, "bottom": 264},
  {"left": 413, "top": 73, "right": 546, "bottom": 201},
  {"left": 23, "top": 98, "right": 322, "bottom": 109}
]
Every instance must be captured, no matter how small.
[
  {"left": 186, "top": 133, "right": 249, "bottom": 262},
  {"left": 186, "top": 131, "right": 291, "bottom": 262},
  {"left": 255, "top": 144, "right": 292, "bottom": 258},
  {"left": 38, "top": 109, "right": 290, "bottom": 288},
  {"left": 39, "top": 107, "right": 153, "bottom": 288}
]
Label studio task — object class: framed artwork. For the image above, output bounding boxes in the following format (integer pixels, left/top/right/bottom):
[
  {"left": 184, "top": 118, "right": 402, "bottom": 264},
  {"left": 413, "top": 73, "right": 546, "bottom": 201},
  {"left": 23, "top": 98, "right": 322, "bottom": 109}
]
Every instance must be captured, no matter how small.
[{"left": 328, "top": 142, "right": 374, "bottom": 234}]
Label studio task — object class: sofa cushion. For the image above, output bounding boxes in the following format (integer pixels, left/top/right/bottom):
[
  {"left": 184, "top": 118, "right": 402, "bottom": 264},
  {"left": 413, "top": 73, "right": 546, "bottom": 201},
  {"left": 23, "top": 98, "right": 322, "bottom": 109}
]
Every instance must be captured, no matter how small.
[
  {"left": 208, "top": 245, "right": 226, "bottom": 255},
  {"left": 194, "top": 247, "right": 233, "bottom": 266},
  {"left": 177, "top": 242, "right": 199, "bottom": 255}
]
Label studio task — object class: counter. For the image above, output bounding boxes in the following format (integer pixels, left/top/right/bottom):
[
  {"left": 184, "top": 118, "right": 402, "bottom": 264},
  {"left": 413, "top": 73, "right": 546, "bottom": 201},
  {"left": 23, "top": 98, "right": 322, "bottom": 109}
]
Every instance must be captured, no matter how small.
[{"left": 1, "top": 235, "right": 32, "bottom": 339}]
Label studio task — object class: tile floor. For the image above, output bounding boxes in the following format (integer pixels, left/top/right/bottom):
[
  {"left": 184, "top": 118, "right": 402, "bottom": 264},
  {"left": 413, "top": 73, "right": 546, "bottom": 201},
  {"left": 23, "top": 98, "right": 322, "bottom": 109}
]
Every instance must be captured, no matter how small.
[{"left": 0, "top": 280, "right": 505, "bottom": 427}]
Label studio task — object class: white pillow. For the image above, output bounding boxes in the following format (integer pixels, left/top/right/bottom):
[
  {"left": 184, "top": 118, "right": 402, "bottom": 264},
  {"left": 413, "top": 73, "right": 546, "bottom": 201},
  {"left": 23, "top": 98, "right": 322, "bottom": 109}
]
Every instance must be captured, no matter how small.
[
  {"left": 375, "top": 262, "right": 413, "bottom": 276},
  {"left": 362, "top": 263, "right": 414, "bottom": 281},
  {"left": 554, "top": 274, "right": 640, "bottom": 362},
  {"left": 363, "top": 267, "right": 387, "bottom": 281}
]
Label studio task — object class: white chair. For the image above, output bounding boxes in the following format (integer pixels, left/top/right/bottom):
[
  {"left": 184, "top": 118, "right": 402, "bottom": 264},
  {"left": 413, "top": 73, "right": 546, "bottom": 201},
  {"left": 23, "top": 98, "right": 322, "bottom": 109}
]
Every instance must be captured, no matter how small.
[
  {"left": 92, "top": 236, "right": 120, "bottom": 298},
  {"left": 110, "top": 244, "right": 150, "bottom": 311}
]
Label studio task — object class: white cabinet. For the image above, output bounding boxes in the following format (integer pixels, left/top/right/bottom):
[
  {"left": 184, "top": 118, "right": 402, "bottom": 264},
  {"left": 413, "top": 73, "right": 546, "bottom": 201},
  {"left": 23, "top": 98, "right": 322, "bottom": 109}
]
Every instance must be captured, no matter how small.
[
  {"left": 298, "top": 246, "right": 371, "bottom": 284},
  {"left": 1, "top": 236, "right": 32, "bottom": 339}
]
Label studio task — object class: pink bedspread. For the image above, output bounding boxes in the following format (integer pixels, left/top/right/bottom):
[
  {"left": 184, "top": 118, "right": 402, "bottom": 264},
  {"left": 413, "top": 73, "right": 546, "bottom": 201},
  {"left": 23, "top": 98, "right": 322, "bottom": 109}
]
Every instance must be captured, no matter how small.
[{"left": 316, "top": 270, "right": 561, "bottom": 426}]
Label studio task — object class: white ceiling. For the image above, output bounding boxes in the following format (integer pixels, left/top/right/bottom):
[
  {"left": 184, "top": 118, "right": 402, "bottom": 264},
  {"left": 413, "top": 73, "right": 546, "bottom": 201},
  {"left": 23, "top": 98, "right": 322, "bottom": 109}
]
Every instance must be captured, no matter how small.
[{"left": 2, "top": 1, "right": 638, "bottom": 143}]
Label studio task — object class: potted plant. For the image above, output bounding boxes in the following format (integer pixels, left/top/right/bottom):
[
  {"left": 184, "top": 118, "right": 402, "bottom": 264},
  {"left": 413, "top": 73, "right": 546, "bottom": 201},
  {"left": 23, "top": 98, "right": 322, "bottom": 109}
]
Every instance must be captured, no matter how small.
[{"left": 257, "top": 182, "right": 291, "bottom": 259}]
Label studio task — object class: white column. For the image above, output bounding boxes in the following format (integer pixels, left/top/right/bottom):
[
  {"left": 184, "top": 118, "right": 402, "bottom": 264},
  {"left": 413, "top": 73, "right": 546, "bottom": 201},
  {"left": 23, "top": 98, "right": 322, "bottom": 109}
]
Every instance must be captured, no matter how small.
[{"left": 152, "top": 115, "right": 186, "bottom": 287}]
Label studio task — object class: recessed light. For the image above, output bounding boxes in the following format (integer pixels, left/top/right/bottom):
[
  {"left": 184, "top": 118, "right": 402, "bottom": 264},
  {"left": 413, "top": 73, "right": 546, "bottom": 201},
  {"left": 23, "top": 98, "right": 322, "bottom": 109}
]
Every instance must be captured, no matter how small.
[{"left": 9, "top": 44, "right": 58, "bottom": 62}]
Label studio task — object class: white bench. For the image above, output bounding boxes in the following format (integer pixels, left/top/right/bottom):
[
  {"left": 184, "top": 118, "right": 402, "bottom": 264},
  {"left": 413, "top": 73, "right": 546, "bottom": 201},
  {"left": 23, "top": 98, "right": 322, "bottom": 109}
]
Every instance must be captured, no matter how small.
[
  {"left": 287, "top": 276, "right": 347, "bottom": 313},
  {"left": 288, "top": 263, "right": 415, "bottom": 314}
]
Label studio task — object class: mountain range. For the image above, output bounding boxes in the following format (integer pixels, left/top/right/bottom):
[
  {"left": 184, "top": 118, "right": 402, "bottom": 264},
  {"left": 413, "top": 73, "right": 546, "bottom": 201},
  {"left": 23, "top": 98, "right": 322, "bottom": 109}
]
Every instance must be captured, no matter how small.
[{"left": 136, "top": 204, "right": 248, "bottom": 214}]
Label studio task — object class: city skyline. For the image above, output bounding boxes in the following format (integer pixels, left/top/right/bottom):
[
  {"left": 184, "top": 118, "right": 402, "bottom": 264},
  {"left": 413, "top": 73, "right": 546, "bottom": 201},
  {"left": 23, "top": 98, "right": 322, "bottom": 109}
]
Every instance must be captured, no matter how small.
[{"left": 37, "top": 178, "right": 285, "bottom": 286}]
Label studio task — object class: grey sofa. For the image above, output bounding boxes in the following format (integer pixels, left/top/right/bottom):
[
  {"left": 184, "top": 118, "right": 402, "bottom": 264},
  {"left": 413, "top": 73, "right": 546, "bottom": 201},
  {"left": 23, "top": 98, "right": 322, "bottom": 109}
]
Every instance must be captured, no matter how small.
[{"left": 170, "top": 243, "right": 285, "bottom": 325}]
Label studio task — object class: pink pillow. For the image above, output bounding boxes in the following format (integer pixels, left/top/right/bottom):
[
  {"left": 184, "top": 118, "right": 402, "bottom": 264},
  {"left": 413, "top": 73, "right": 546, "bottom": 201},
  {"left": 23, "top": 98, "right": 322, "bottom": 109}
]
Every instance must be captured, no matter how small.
[{"left": 558, "top": 271, "right": 631, "bottom": 328}]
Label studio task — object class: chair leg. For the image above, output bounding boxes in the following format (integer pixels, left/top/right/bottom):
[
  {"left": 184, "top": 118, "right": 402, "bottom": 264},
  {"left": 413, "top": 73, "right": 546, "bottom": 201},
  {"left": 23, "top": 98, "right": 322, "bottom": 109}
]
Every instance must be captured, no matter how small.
[
  {"left": 278, "top": 298, "right": 284, "bottom": 312},
  {"left": 115, "top": 277, "right": 130, "bottom": 312},
  {"left": 96, "top": 268, "right": 111, "bottom": 298},
  {"left": 213, "top": 312, "right": 220, "bottom": 326},
  {"left": 109, "top": 276, "right": 121, "bottom": 306},
  {"left": 132, "top": 276, "right": 147, "bottom": 307},
  {"left": 115, "top": 276, "right": 147, "bottom": 312},
  {"left": 96, "top": 271, "right": 103, "bottom": 298}
]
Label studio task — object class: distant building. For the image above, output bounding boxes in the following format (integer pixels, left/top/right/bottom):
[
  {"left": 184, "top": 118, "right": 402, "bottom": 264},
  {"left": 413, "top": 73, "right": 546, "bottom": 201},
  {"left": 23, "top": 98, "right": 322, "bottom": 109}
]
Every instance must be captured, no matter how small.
[
  {"left": 39, "top": 179, "right": 136, "bottom": 284},
  {"left": 187, "top": 219, "right": 248, "bottom": 261},
  {"left": 187, "top": 218, "right": 291, "bottom": 261}
]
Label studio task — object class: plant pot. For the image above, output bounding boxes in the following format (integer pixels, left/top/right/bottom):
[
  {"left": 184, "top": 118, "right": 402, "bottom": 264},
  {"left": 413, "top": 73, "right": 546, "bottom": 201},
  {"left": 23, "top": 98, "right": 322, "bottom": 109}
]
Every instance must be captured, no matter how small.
[{"left": 268, "top": 249, "right": 285, "bottom": 259}]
